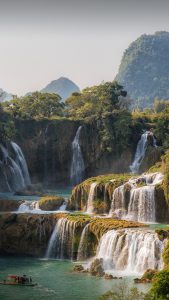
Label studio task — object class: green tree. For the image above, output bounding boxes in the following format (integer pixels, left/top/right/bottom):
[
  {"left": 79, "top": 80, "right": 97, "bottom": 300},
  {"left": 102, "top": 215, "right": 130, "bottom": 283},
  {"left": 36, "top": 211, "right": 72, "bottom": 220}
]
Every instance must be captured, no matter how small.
[
  {"left": 148, "top": 270, "right": 169, "bottom": 299},
  {"left": 4, "top": 92, "right": 64, "bottom": 119}
]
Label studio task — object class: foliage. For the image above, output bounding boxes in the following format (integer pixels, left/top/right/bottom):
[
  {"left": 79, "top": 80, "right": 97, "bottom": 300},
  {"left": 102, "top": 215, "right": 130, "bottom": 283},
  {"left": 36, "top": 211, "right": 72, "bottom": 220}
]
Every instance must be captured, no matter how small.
[
  {"left": 65, "top": 81, "right": 129, "bottom": 119},
  {"left": 38, "top": 195, "right": 64, "bottom": 211},
  {"left": 98, "top": 283, "right": 149, "bottom": 300},
  {"left": 0, "top": 103, "right": 15, "bottom": 141},
  {"left": 3, "top": 92, "right": 65, "bottom": 119},
  {"left": 153, "top": 98, "right": 169, "bottom": 113},
  {"left": 116, "top": 31, "right": 169, "bottom": 109},
  {"left": 148, "top": 270, "right": 169, "bottom": 299}
]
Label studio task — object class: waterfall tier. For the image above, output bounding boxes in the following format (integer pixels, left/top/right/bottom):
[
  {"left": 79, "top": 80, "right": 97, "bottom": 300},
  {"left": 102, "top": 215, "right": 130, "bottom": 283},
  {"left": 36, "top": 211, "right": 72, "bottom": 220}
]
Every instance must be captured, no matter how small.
[
  {"left": 130, "top": 131, "right": 157, "bottom": 174},
  {"left": 70, "top": 126, "right": 85, "bottom": 186},
  {"left": 86, "top": 182, "right": 98, "bottom": 214},
  {"left": 96, "top": 228, "right": 165, "bottom": 275},
  {"left": 45, "top": 218, "right": 77, "bottom": 260},
  {"left": 110, "top": 172, "right": 163, "bottom": 222},
  {"left": 0, "top": 142, "right": 31, "bottom": 192}
]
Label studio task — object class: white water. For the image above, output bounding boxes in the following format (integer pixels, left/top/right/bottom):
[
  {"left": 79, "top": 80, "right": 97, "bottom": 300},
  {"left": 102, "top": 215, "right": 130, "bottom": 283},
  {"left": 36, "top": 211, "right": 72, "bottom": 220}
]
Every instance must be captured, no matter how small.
[
  {"left": 11, "top": 142, "right": 31, "bottom": 186},
  {"left": 45, "top": 218, "right": 76, "bottom": 260},
  {"left": 17, "top": 201, "right": 67, "bottom": 214},
  {"left": 77, "top": 223, "right": 90, "bottom": 261},
  {"left": 0, "top": 142, "right": 31, "bottom": 192},
  {"left": 130, "top": 131, "right": 157, "bottom": 174},
  {"left": 109, "top": 172, "right": 163, "bottom": 222},
  {"left": 70, "top": 126, "right": 85, "bottom": 186},
  {"left": 126, "top": 186, "right": 155, "bottom": 222},
  {"left": 96, "top": 229, "right": 165, "bottom": 275},
  {"left": 86, "top": 182, "right": 97, "bottom": 214}
]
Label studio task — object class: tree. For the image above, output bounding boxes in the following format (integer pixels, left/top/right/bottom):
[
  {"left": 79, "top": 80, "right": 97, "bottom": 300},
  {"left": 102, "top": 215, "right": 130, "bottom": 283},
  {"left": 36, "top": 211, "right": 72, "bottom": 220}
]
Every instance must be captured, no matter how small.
[
  {"left": 3, "top": 92, "right": 65, "bottom": 119},
  {"left": 148, "top": 270, "right": 169, "bottom": 299},
  {"left": 65, "top": 81, "right": 129, "bottom": 119}
]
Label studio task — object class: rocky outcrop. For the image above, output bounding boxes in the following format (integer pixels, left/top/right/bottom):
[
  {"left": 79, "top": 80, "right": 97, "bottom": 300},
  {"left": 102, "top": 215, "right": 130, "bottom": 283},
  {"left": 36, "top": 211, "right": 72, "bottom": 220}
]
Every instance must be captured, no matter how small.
[
  {"left": 0, "top": 200, "right": 22, "bottom": 212},
  {"left": 68, "top": 174, "right": 131, "bottom": 212},
  {"left": 38, "top": 196, "right": 65, "bottom": 211},
  {"left": 68, "top": 172, "right": 169, "bottom": 222},
  {"left": 0, "top": 213, "right": 143, "bottom": 257}
]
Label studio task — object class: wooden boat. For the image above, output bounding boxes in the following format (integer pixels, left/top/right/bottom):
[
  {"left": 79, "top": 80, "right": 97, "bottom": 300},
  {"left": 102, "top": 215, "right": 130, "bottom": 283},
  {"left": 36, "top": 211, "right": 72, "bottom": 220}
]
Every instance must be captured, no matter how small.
[{"left": 0, "top": 275, "right": 37, "bottom": 286}]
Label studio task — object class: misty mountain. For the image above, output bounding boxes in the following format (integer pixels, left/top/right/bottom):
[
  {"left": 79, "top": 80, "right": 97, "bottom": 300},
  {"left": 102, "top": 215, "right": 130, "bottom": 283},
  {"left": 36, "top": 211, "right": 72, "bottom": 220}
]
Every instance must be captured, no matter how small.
[
  {"left": 0, "top": 88, "right": 13, "bottom": 102},
  {"left": 41, "top": 77, "right": 80, "bottom": 101},
  {"left": 116, "top": 31, "right": 169, "bottom": 108}
]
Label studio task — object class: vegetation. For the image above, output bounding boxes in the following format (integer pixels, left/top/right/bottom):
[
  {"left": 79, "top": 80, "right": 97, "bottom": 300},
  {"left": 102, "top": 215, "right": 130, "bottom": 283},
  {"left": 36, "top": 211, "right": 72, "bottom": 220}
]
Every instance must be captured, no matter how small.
[
  {"left": 38, "top": 195, "right": 65, "bottom": 211},
  {"left": 116, "top": 31, "right": 169, "bottom": 108},
  {"left": 0, "top": 103, "right": 15, "bottom": 141},
  {"left": 148, "top": 270, "right": 169, "bottom": 299},
  {"left": 3, "top": 92, "right": 64, "bottom": 119}
]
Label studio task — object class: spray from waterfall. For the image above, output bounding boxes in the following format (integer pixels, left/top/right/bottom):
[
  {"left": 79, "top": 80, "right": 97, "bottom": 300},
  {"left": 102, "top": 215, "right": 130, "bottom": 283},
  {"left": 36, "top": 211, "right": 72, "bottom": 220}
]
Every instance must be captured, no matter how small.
[
  {"left": 130, "top": 131, "right": 157, "bottom": 174},
  {"left": 70, "top": 126, "right": 85, "bottom": 186},
  {"left": 86, "top": 182, "right": 97, "bottom": 214},
  {"left": 96, "top": 229, "right": 165, "bottom": 275}
]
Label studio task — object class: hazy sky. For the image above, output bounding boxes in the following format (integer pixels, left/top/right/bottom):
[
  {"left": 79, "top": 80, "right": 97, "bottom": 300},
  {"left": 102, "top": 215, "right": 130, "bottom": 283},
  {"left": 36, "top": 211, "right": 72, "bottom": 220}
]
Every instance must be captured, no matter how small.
[{"left": 0, "top": 0, "right": 169, "bottom": 95}]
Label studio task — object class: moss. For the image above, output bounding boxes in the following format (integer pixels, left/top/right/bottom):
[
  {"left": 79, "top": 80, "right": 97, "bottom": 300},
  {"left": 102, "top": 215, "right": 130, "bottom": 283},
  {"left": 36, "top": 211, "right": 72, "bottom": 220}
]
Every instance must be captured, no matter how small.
[
  {"left": 162, "top": 239, "right": 169, "bottom": 269},
  {"left": 38, "top": 196, "right": 64, "bottom": 211},
  {"left": 84, "top": 173, "right": 132, "bottom": 185}
]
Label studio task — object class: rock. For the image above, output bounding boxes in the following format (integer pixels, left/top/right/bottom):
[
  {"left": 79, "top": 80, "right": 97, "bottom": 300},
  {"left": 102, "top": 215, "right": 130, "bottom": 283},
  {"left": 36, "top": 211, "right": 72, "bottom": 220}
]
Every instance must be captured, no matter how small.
[
  {"left": 134, "top": 269, "right": 157, "bottom": 283},
  {"left": 104, "top": 274, "right": 113, "bottom": 280},
  {"left": 89, "top": 258, "right": 105, "bottom": 277},
  {"left": 0, "top": 200, "right": 23, "bottom": 212},
  {"left": 73, "top": 265, "right": 84, "bottom": 272},
  {"left": 38, "top": 196, "right": 65, "bottom": 211}
]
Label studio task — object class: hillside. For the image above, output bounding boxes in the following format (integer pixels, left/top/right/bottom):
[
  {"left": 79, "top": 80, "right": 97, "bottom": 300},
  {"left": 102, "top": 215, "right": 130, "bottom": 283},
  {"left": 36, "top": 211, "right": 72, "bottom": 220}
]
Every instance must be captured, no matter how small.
[
  {"left": 41, "top": 77, "right": 80, "bottom": 101},
  {"left": 116, "top": 31, "right": 169, "bottom": 108},
  {"left": 0, "top": 88, "right": 13, "bottom": 102}
]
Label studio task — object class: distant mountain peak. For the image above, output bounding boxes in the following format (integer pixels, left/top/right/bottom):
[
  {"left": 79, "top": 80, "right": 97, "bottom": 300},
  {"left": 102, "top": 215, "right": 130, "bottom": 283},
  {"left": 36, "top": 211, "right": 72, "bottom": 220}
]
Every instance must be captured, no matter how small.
[{"left": 41, "top": 77, "right": 80, "bottom": 101}]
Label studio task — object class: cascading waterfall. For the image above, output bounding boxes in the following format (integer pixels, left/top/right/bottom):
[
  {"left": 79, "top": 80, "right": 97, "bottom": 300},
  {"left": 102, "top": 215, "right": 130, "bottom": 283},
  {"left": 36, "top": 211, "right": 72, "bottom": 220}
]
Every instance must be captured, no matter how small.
[
  {"left": 77, "top": 223, "right": 90, "bottom": 261},
  {"left": 11, "top": 142, "right": 31, "bottom": 186},
  {"left": 109, "top": 172, "right": 163, "bottom": 222},
  {"left": 0, "top": 142, "right": 31, "bottom": 192},
  {"left": 17, "top": 200, "right": 67, "bottom": 213},
  {"left": 126, "top": 186, "right": 155, "bottom": 222},
  {"left": 86, "top": 182, "right": 97, "bottom": 214},
  {"left": 17, "top": 201, "right": 40, "bottom": 213},
  {"left": 109, "top": 185, "right": 126, "bottom": 218},
  {"left": 130, "top": 131, "right": 157, "bottom": 174},
  {"left": 70, "top": 126, "right": 85, "bottom": 186},
  {"left": 45, "top": 218, "right": 76, "bottom": 260},
  {"left": 96, "top": 229, "right": 165, "bottom": 275}
]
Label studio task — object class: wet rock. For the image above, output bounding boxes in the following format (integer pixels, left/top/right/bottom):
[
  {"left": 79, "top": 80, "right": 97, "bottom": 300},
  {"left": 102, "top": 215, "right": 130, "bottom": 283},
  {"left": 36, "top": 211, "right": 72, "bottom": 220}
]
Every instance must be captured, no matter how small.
[
  {"left": 73, "top": 265, "right": 84, "bottom": 272},
  {"left": 89, "top": 258, "right": 105, "bottom": 277}
]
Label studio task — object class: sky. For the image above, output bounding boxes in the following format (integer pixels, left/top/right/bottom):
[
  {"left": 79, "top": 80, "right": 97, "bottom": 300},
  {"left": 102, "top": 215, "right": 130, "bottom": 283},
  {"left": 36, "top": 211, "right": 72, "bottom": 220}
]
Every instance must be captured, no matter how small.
[{"left": 0, "top": 0, "right": 169, "bottom": 95}]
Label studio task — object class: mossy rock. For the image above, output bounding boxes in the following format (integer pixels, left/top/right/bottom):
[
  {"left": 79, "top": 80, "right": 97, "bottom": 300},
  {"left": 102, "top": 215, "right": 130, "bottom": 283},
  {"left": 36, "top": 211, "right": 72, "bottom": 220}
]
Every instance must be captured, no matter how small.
[{"left": 38, "top": 196, "right": 65, "bottom": 211}]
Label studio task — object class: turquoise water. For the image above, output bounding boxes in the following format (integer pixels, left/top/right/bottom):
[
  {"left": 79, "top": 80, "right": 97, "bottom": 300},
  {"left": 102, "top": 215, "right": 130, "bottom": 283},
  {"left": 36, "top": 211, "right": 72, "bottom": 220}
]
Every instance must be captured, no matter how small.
[
  {"left": 0, "top": 188, "right": 72, "bottom": 202},
  {"left": 0, "top": 257, "right": 149, "bottom": 300}
]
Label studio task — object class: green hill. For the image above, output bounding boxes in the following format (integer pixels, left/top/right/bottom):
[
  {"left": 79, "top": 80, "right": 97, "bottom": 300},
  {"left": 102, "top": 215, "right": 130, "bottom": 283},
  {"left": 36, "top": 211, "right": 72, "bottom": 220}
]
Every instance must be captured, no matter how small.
[{"left": 116, "top": 31, "right": 169, "bottom": 108}]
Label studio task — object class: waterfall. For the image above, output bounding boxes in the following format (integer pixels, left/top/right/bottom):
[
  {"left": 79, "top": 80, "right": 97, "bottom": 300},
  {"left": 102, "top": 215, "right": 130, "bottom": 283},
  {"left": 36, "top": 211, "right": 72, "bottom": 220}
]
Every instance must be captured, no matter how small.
[
  {"left": 45, "top": 218, "right": 76, "bottom": 260},
  {"left": 18, "top": 201, "right": 40, "bottom": 213},
  {"left": 126, "top": 186, "right": 155, "bottom": 222},
  {"left": 0, "top": 142, "right": 31, "bottom": 192},
  {"left": 109, "top": 185, "right": 126, "bottom": 217},
  {"left": 70, "top": 126, "right": 85, "bottom": 186},
  {"left": 109, "top": 172, "right": 163, "bottom": 223},
  {"left": 11, "top": 142, "right": 31, "bottom": 186},
  {"left": 96, "top": 229, "right": 165, "bottom": 275},
  {"left": 86, "top": 182, "right": 97, "bottom": 214},
  {"left": 130, "top": 131, "right": 156, "bottom": 174},
  {"left": 77, "top": 223, "right": 90, "bottom": 261}
]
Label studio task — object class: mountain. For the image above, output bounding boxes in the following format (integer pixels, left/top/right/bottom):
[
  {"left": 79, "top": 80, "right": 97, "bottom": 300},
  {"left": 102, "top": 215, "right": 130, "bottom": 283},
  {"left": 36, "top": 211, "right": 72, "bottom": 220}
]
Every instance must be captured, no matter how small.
[
  {"left": 41, "top": 77, "right": 80, "bottom": 101},
  {"left": 116, "top": 31, "right": 169, "bottom": 108},
  {"left": 0, "top": 88, "right": 13, "bottom": 102}
]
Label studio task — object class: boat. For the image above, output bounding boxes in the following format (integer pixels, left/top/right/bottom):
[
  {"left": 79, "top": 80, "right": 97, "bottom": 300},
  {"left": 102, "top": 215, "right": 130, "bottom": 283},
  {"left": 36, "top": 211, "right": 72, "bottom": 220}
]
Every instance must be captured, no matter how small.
[{"left": 0, "top": 274, "right": 37, "bottom": 286}]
